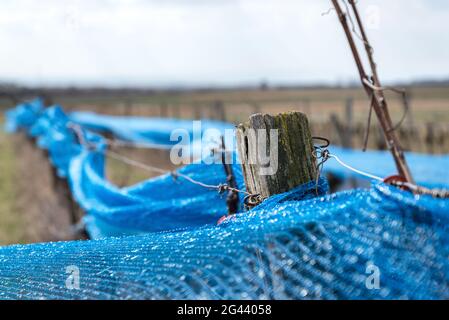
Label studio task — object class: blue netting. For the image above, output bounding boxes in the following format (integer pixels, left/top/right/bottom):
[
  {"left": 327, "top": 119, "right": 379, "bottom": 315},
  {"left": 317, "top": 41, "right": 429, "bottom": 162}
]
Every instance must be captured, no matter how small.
[
  {"left": 0, "top": 182, "right": 448, "bottom": 299},
  {"left": 6, "top": 102, "right": 246, "bottom": 238},
  {"left": 69, "top": 111, "right": 234, "bottom": 148},
  {"left": 2, "top": 99, "right": 449, "bottom": 300},
  {"left": 324, "top": 146, "right": 449, "bottom": 189},
  {"left": 4, "top": 98, "right": 44, "bottom": 133}
]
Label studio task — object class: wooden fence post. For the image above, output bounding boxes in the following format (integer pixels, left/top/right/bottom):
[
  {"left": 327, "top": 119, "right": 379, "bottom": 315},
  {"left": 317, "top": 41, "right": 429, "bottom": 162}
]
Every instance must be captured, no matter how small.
[
  {"left": 376, "top": 124, "right": 387, "bottom": 150},
  {"left": 426, "top": 122, "right": 435, "bottom": 154},
  {"left": 236, "top": 112, "right": 317, "bottom": 198},
  {"left": 160, "top": 103, "right": 167, "bottom": 118},
  {"left": 405, "top": 92, "right": 415, "bottom": 127},
  {"left": 330, "top": 113, "right": 349, "bottom": 148},
  {"left": 172, "top": 104, "right": 180, "bottom": 119},
  {"left": 214, "top": 100, "right": 226, "bottom": 121},
  {"left": 193, "top": 103, "right": 202, "bottom": 119},
  {"left": 123, "top": 99, "right": 133, "bottom": 116},
  {"left": 345, "top": 97, "right": 354, "bottom": 148}
]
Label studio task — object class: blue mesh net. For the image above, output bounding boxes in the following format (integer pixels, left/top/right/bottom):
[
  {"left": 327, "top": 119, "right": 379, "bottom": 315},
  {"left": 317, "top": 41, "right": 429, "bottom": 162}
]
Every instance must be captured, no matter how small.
[
  {"left": 324, "top": 146, "right": 449, "bottom": 189},
  {"left": 7, "top": 101, "right": 246, "bottom": 238},
  {"left": 0, "top": 181, "right": 448, "bottom": 299},
  {"left": 2, "top": 99, "right": 449, "bottom": 300},
  {"left": 69, "top": 110, "right": 234, "bottom": 148}
]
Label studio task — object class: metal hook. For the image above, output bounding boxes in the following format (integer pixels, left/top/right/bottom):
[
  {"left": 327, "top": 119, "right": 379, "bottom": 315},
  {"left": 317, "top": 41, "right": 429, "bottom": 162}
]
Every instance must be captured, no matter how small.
[
  {"left": 311, "top": 136, "right": 331, "bottom": 196},
  {"left": 312, "top": 136, "right": 330, "bottom": 149},
  {"left": 244, "top": 194, "right": 264, "bottom": 210}
]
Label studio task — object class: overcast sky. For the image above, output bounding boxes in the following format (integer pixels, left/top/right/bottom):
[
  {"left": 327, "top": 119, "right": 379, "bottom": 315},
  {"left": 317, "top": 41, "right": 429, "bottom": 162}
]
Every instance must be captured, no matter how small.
[{"left": 1, "top": 0, "right": 448, "bottom": 87}]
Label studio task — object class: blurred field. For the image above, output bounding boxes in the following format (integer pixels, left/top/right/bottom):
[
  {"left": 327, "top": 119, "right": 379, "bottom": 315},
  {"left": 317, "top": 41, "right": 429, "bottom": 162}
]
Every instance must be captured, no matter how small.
[
  {"left": 106, "top": 147, "right": 179, "bottom": 187},
  {"left": 2, "top": 85, "right": 449, "bottom": 124},
  {"left": 0, "top": 119, "right": 26, "bottom": 245},
  {"left": 43, "top": 85, "right": 449, "bottom": 124}
]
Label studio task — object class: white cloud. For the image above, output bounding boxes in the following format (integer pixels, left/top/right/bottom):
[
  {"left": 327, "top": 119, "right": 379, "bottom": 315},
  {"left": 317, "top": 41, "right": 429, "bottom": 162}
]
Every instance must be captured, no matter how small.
[{"left": 0, "top": 0, "right": 448, "bottom": 87}]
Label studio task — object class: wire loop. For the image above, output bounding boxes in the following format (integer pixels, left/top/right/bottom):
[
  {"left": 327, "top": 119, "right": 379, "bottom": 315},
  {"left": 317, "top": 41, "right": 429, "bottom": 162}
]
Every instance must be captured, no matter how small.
[
  {"left": 244, "top": 194, "right": 264, "bottom": 210},
  {"left": 312, "top": 136, "right": 330, "bottom": 149},
  {"left": 312, "top": 137, "right": 331, "bottom": 195}
]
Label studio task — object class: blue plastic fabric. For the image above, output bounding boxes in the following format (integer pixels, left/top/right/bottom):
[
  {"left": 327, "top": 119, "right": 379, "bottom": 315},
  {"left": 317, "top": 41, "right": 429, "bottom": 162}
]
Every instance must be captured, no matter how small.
[
  {"left": 6, "top": 102, "right": 246, "bottom": 238},
  {"left": 69, "top": 111, "right": 234, "bottom": 148},
  {"left": 0, "top": 181, "right": 448, "bottom": 299},
  {"left": 325, "top": 147, "right": 449, "bottom": 189},
  {"left": 4, "top": 98, "right": 44, "bottom": 133},
  {"left": 71, "top": 149, "right": 246, "bottom": 238},
  {"left": 2, "top": 99, "right": 449, "bottom": 299}
]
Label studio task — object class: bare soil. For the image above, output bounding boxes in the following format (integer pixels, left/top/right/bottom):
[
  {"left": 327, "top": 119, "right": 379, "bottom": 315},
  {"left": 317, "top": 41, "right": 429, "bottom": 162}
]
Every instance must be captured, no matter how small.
[{"left": 11, "top": 134, "right": 78, "bottom": 243}]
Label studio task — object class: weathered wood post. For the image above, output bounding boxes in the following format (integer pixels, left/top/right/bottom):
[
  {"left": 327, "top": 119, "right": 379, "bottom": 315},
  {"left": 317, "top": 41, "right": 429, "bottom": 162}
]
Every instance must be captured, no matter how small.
[
  {"left": 193, "top": 103, "right": 202, "bottom": 119},
  {"left": 330, "top": 113, "right": 349, "bottom": 148},
  {"left": 173, "top": 104, "right": 181, "bottom": 118},
  {"left": 426, "top": 122, "right": 435, "bottom": 154},
  {"left": 123, "top": 99, "right": 133, "bottom": 116},
  {"left": 345, "top": 97, "right": 354, "bottom": 148},
  {"left": 236, "top": 112, "right": 317, "bottom": 198},
  {"left": 214, "top": 100, "right": 226, "bottom": 121},
  {"left": 159, "top": 102, "right": 167, "bottom": 118},
  {"left": 375, "top": 124, "right": 387, "bottom": 150},
  {"left": 405, "top": 92, "right": 415, "bottom": 128}
]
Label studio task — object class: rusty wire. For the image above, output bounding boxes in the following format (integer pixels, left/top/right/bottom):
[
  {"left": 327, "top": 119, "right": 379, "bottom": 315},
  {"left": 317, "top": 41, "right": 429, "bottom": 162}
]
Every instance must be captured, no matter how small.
[{"left": 69, "top": 122, "right": 449, "bottom": 204}]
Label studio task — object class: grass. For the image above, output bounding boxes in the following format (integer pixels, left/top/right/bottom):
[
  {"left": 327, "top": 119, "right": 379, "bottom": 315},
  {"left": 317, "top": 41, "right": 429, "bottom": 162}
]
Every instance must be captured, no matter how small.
[
  {"left": 106, "top": 156, "right": 153, "bottom": 187},
  {"left": 105, "top": 147, "right": 180, "bottom": 187},
  {"left": 0, "top": 119, "right": 26, "bottom": 245}
]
